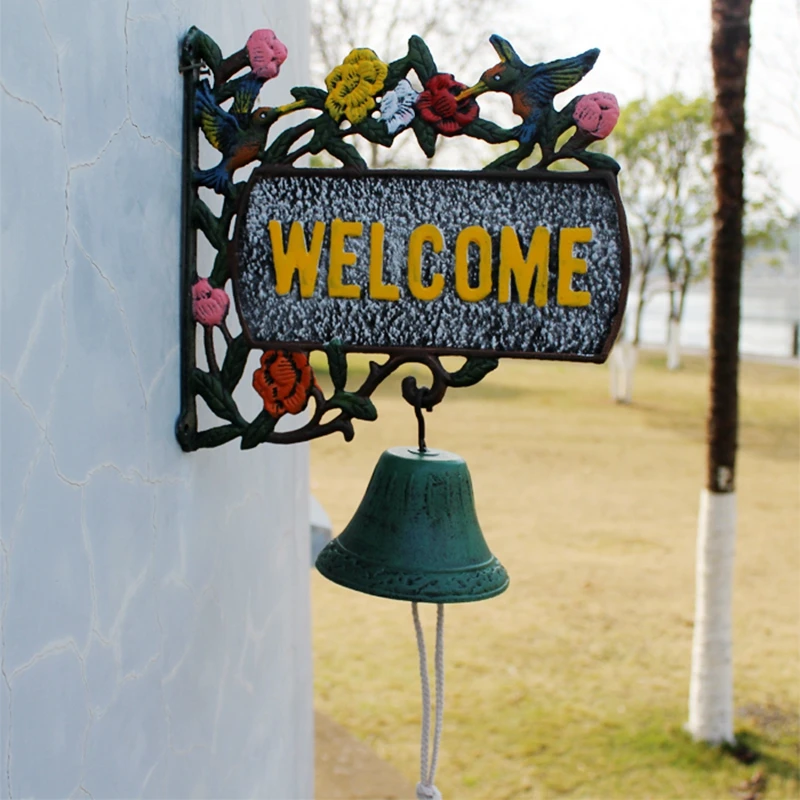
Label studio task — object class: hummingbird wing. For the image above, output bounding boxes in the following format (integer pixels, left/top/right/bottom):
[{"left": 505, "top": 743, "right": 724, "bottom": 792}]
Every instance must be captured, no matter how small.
[
  {"left": 195, "top": 80, "right": 241, "bottom": 154},
  {"left": 229, "top": 73, "right": 267, "bottom": 126},
  {"left": 523, "top": 48, "right": 600, "bottom": 106}
]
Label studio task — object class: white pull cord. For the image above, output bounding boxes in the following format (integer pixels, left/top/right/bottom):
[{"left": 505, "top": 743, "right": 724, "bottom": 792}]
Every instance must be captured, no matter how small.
[{"left": 412, "top": 602, "right": 445, "bottom": 800}]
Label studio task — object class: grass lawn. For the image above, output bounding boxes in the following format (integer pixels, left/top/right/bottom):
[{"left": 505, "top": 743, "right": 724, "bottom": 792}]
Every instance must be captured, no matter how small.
[{"left": 310, "top": 351, "right": 799, "bottom": 799}]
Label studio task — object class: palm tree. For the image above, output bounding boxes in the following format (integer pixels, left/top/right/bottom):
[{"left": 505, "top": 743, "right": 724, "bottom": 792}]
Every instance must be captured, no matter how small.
[{"left": 687, "top": 0, "right": 752, "bottom": 744}]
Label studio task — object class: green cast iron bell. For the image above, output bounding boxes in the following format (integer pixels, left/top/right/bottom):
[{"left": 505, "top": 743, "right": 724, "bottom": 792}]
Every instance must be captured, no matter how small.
[{"left": 315, "top": 446, "right": 509, "bottom": 603}]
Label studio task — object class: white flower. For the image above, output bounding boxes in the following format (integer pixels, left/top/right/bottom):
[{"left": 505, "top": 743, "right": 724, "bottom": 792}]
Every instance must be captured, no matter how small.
[{"left": 379, "top": 78, "right": 419, "bottom": 134}]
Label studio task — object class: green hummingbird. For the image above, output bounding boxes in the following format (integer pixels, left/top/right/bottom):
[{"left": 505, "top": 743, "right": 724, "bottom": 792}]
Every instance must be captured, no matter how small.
[
  {"left": 458, "top": 35, "right": 599, "bottom": 147},
  {"left": 194, "top": 77, "right": 302, "bottom": 196}
]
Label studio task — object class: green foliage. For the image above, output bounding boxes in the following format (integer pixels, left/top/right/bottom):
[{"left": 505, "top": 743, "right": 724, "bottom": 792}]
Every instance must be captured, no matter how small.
[
  {"left": 220, "top": 335, "right": 250, "bottom": 392},
  {"left": 290, "top": 86, "right": 328, "bottom": 109},
  {"left": 191, "top": 200, "right": 227, "bottom": 253},
  {"left": 462, "top": 119, "right": 514, "bottom": 145},
  {"left": 411, "top": 117, "right": 437, "bottom": 159},
  {"left": 324, "top": 137, "right": 368, "bottom": 169},
  {"left": 448, "top": 358, "right": 499, "bottom": 388},
  {"left": 324, "top": 340, "right": 348, "bottom": 392},
  {"left": 191, "top": 369, "right": 245, "bottom": 427},
  {"left": 352, "top": 117, "right": 395, "bottom": 147},
  {"left": 194, "top": 424, "right": 243, "bottom": 449},
  {"left": 240, "top": 409, "right": 278, "bottom": 450},
  {"left": 183, "top": 27, "right": 222, "bottom": 75},
  {"left": 406, "top": 35, "right": 437, "bottom": 83},
  {"left": 328, "top": 391, "right": 378, "bottom": 421},
  {"left": 608, "top": 93, "right": 786, "bottom": 322},
  {"left": 607, "top": 95, "right": 715, "bottom": 335},
  {"left": 576, "top": 151, "right": 620, "bottom": 174},
  {"left": 208, "top": 250, "right": 229, "bottom": 287}
]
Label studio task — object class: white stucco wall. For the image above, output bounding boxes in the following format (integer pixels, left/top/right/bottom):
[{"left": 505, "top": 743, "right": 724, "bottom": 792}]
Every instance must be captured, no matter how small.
[{"left": 1, "top": 2, "right": 312, "bottom": 797}]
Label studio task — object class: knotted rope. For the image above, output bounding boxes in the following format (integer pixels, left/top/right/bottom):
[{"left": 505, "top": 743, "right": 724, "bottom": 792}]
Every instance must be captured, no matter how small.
[{"left": 412, "top": 602, "right": 445, "bottom": 800}]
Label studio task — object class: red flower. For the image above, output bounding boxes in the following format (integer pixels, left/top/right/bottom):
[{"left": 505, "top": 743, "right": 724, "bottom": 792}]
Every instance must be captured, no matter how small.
[
  {"left": 252, "top": 350, "right": 317, "bottom": 418},
  {"left": 415, "top": 73, "right": 479, "bottom": 136}
]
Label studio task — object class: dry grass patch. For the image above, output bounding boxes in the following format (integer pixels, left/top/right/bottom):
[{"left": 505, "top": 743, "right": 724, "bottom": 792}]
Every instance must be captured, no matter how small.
[{"left": 311, "top": 353, "right": 799, "bottom": 798}]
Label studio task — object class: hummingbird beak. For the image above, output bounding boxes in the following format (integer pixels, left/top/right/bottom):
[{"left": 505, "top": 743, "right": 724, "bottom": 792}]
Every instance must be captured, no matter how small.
[
  {"left": 456, "top": 81, "right": 489, "bottom": 102},
  {"left": 275, "top": 99, "right": 307, "bottom": 116}
]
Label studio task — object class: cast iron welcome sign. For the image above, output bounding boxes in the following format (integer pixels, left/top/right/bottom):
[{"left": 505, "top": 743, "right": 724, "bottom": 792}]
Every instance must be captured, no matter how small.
[
  {"left": 234, "top": 167, "right": 626, "bottom": 359},
  {"left": 178, "top": 28, "right": 629, "bottom": 450}
]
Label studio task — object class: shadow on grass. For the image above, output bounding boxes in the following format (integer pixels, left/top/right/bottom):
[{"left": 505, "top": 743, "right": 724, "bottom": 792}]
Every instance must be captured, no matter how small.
[
  {"left": 619, "top": 720, "right": 800, "bottom": 784},
  {"left": 725, "top": 731, "right": 800, "bottom": 779}
]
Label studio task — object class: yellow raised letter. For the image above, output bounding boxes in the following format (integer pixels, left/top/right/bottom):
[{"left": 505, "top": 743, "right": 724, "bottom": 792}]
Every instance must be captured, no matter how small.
[
  {"left": 408, "top": 224, "right": 444, "bottom": 301},
  {"left": 455, "top": 226, "right": 492, "bottom": 302},
  {"left": 328, "top": 218, "right": 363, "bottom": 299},
  {"left": 557, "top": 227, "right": 592, "bottom": 307},
  {"left": 498, "top": 226, "right": 550, "bottom": 305},
  {"left": 368, "top": 222, "right": 400, "bottom": 301},
  {"left": 269, "top": 220, "right": 325, "bottom": 297}
]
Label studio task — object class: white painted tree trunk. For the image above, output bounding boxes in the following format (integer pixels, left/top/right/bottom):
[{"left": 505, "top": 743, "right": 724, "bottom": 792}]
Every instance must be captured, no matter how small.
[
  {"left": 609, "top": 340, "right": 638, "bottom": 403},
  {"left": 667, "top": 318, "right": 682, "bottom": 370},
  {"left": 687, "top": 489, "right": 737, "bottom": 745}
]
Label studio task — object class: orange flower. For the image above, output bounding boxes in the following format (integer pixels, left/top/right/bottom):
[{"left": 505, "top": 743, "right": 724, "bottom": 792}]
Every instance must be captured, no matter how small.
[{"left": 253, "top": 350, "right": 317, "bottom": 418}]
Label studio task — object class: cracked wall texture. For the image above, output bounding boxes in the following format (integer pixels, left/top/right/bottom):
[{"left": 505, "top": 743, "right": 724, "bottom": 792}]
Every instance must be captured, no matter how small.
[{"left": 0, "top": 1, "right": 313, "bottom": 797}]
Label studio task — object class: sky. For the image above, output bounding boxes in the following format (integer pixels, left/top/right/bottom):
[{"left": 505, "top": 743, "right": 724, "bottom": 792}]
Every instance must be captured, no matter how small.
[{"left": 486, "top": 0, "right": 800, "bottom": 212}]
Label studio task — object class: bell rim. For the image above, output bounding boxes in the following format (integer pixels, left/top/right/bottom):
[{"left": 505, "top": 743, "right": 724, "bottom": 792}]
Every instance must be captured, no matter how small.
[{"left": 315, "top": 538, "right": 510, "bottom": 604}]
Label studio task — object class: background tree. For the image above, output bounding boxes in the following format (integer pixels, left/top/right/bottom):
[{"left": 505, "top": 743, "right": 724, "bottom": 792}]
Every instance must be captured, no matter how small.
[
  {"left": 687, "top": 0, "right": 751, "bottom": 746},
  {"left": 609, "top": 94, "right": 713, "bottom": 373},
  {"left": 606, "top": 93, "right": 785, "bottom": 402}
]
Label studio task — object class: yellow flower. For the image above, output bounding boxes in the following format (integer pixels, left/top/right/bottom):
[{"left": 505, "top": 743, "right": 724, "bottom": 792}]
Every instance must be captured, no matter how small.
[{"left": 325, "top": 49, "right": 389, "bottom": 125}]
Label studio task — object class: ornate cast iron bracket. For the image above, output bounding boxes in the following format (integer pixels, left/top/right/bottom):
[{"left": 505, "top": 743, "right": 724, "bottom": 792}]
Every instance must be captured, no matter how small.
[{"left": 176, "top": 27, "right": 622, "bottom": 452}]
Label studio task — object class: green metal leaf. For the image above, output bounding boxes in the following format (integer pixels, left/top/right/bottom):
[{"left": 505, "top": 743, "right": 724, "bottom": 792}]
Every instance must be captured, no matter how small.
[
  {"left": 194, "top": 424, "right": 242, "bottom": 449},
  {"left": 291, "top": 86, "right": 328, "bottom": 109},
  {"left": 191, "top": 369, "right": 244, "bottom": 425},
  {"left": 463, "top": 119, "right": 514, "bottom": 145},
  {"left": 385, "top": 57, "right": 410, "bottom": 89},
  {"left": 241, "top": 409, "right": 278, "bottom": 449},
  {"left": 411, "top": 117, "right": 437, "bottom": 159},
  {"left": 484, "top": 143, "right": 532, "bottom": 171},
  {"left": 575, "top": 151, "right": 621, "bottom": 174},
  {"left": 209, "top": 250, "right": 229, "bottom": 287},
  {"left": 324, "top": 138, "right": 368, "bottom": 170},
  {"left": 183, "top": 27, "right": 222, "bottom": 75},
  {"left": 354, "top": 117, "right": 395, "bottom": 147},
  {"left": 407, "top": 36, "right": 437, "bottom": 83},
  {"left": 191, "top": 199, "right": 227, "bottom": 251},
  {"left": 329, "top": 391, "right": 378, "bottom": 421},
  {"left": 448, "top": 358, "right": 499, "bottom": 388},
  {"left": 324, "top": 339, "right": 348, "bottom": 392},
  {"left": 221, "top": 335, "right": 250, "bottom": 391}
]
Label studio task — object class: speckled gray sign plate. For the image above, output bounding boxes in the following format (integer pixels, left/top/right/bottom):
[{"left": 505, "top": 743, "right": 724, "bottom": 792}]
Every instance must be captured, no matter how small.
[{"left": 232, "top": 167, "right": 629, "bottom": 361}]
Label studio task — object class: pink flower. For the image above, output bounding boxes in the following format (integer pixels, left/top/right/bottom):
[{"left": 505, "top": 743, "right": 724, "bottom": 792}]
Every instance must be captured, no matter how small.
[
  {"left": 573, "top": 92, "right": 619, "bottom": 139},
  {"left": 246, "top": 30, "right": 288, "bottom": 80},
  {"left": 192, "top": 279, "right": 230, "bottom": 328}
]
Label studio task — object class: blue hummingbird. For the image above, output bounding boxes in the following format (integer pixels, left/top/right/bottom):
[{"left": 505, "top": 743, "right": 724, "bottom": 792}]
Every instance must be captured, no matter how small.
[
  {"left": 458, "top": 35, "right": 599, "bottom": 147},
  {"left": 194, "top": 76, "right": 282, "bottom": 195},
  {"left": 194, "top": 72, "right": 307, "bottom": 196}
]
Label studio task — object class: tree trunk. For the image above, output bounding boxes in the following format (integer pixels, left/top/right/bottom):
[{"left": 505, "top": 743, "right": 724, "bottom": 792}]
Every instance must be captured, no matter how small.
[
  {"left": 687, "top": 0, "right": 751, "bottom": 746},
  {"left": 609, "top": 337, "right": 638, "bottom": 404},
  {"left": 667, "top": 274, "right": 691, "bottom": 371},
  {"left": 666, "top": 316, "right": 682, "bottom": 370},
  {"left": 633, "top": 264, "right": 649, "bottom": 348}
]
